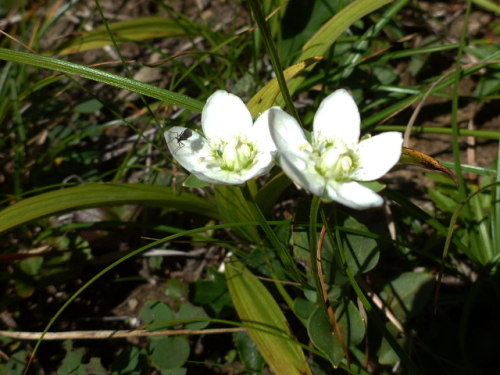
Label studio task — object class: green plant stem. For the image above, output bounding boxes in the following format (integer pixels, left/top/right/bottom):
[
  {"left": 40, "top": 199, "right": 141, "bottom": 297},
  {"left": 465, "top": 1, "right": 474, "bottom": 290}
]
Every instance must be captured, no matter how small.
[
  {"left": 376, "top": 125, "right": 500, "bottom": 140},
  {"left": 246, "top": 0, "right": 300, "bottom": 123},
  {"left": 451, "top": 1, "right": 471, "bottom": 199},
  {"left": 308, "top": 196, "right": 327, "bottom": 312},
  {"left": 240, "top": 184, "right": 301, "bottom": 305}
]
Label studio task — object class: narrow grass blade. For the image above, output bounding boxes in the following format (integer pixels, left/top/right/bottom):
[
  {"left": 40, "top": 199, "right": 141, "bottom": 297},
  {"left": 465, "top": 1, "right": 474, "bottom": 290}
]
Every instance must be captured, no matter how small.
[
  {"left": 0, "top": 48, "right": 204, "bottom": 113},
  {"left": 47, "top": 17, "right": 220, "bottom": 55}
]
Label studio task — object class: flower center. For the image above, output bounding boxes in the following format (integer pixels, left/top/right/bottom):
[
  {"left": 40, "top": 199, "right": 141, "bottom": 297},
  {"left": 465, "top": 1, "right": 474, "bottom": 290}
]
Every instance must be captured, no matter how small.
[
  {"left": 210, "top": 135, "right": 258, "bottom": 173},
  {"left": 313, "top": 138, "right": 358, "bottom": 181}
]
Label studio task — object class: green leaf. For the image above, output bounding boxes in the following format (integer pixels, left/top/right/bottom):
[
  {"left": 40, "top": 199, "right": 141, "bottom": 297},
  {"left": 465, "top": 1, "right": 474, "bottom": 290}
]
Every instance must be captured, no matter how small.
[
  {"left": 150, "top": 336, "right": 190, "bottom": 370},
  {"left": 76, "top": 357, "right": 107, "bottom": 375},
  {"left": 380, "top": 272, "right": 435, "bottom": 322},
  {"left": 293, "top": 297, "right": 316, "bottom": 324},
  {"left": 139, "top": 300, "right": 175, "bottom": 330},
  {"left": 308, "top": 300, "right": 366, "bottom": 367},
  {"left": 18, "top": 257, "right": 43, "bottom": 276},
  {"left": 233, "top": 330, "right": 266, "bottom": 373},
  {"left": 341, "top": 216, "right": 379, "bottom": 275},
  {"left": 379, "top": 322, "right": 406, "bottom": 365},
  {"left": 161, "top": 368, "right": 187, "bottom": 375},
  {"left": 58, "top": 340, "right": 86, "bottom": 375},
  {"left": 75, "top": 99, "right": 104, "bottom": 114},
  {"left": 192, "top": 268, "right": 232, "bottom": 317},
  {"left": 2, "top": 350, "right": 28, "bottom": 375},
  {"left": 0, "top": 183, "right": 219, "bottom": 235},
  {"left": 177, "top": 302, "right": 210, "bottom": 330},
  {"left": 165, "top": 279, "right": 189, "bottom": 301},
  {"left": 182, "top": 174, "right": 210, "bottom": 188},
  {"left": 226, "top": 258, "right": 312, "bottom": 375},
  {"left": 112, "top": 346, "right": 148, "bottom": 375},
  {"left": 293, "top": 204, "right": 378, "bottom": 281}
]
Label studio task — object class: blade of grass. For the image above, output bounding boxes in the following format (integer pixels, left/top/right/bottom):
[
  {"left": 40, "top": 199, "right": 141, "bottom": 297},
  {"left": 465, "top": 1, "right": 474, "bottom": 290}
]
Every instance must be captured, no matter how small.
[
  {"left": 0, "top": 48, "right": 204, "bottom": 113},
  {"left": 247, "top": 0, "right": 300, "bottom": 122}
]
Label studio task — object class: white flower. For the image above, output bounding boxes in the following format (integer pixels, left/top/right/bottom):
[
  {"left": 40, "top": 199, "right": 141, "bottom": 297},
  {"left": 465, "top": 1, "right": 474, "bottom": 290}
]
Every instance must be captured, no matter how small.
[
  {"left": 165, "top": 90, "right": 276, "bottom": 185},
  {"left": 268, "top": 89, "right": 403, "bottom": 209}
]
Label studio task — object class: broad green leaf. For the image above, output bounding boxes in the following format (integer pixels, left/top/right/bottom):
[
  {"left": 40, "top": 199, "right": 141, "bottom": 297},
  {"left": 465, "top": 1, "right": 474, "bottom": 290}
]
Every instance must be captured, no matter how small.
[
  {"left": 111, "top": 347, "right": 148, "bottom": 375},
  {"left": 308, "top": 300, "right": 365, "bottom": 367},
  {"left": 165, "top": 279, "right": 189, "bottom": 301},
  {"left": 2, "top": 350, "right": 28, "bottom": 375},
  {"left": 299, "top": 212, "right": 379, "bottom": 282},
  {"left": 233, "top": 330, "right": 266, "bottom": 373},
  {"left": 76, "top": 357, "right": 107, "bottom": 375},
  {"left": 341, "top": 216, "right": 379, "bottom": 275},
  {"left": 48, "top": 17, "right": 220, "bottom": 55},
  {"left": 0, "top": 183, "right": 219, "bottom": 235},
  {"left": 139, "top": 300, "right": 175, "bottom": 331},
  {"left": 226, "top": 259, "right": 312, "bottom": 375},
  {"left": 177, "top": 302, "right": 210, "bottom": 330},
  {"left": 0, "top": 48, "right": 204, "bottom": 113},
  {"left": 191, "top": 267, "right": 232, "bottom": 317},
  {"left": 58, "top": 340, "right": 86, "bottom": 375},
  {"left": 294, "top": 297, "right": 316, "bottom": 324},
  {"left": 150, "top": 336, "right": 190, "bottom": 370},
  {"left": 380, "top": 272, "right": 435, "bottom": 322},
  {"left": 379, "top": 322, "right": 407, "bottom": 365}
]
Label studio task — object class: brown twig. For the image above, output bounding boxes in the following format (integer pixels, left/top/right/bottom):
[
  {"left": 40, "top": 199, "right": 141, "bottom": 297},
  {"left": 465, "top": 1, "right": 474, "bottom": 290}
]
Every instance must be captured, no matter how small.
[{"left": 0, "top": 327, "right": 246, "bottom": 341}]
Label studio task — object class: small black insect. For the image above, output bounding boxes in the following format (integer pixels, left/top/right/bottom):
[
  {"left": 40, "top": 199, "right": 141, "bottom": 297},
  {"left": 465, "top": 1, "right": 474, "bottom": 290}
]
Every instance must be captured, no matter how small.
[{"left": 169, "top": 129, "right": 193, "bottom": 154}]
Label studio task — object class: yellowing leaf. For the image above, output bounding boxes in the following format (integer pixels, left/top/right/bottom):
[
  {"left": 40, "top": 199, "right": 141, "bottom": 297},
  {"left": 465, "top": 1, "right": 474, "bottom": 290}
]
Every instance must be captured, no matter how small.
[
  {"left": 400, "top": 147, "right": 458, "bottom": 186},
  {"left": 226, "top": 259, "right": 312, "bottom": 375}
]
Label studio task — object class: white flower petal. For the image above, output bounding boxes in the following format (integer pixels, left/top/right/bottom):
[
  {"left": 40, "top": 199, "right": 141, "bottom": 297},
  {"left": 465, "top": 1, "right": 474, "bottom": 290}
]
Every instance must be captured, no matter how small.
[
  {"left": 280, "top": 151, "right": 325, "bottom": 197},
  {"left": 165, "top": 126, "right": 210, "bottom": 169},
  {"left": 313, "top": 89, "right": 360, "bottom": 142},
  {"left": 201, "top": 90, "right": 253, "bottom": 140},
  {"left": 268, "top": 108, "right": 309, "bottom": 153},
  {"left": 268, "top": 108, "right": 324, "bottom": 195},
  {"left": 164, "top": 126, "right": 243, "bottom": 184},
  {"left": 252, "top": 108, "right": 277, "bottom": 155},
  {"left": 351, "top": 132, "right": 403, "bottom": 181},
  {"left": 326, "top": 181, "right": 384, "bottom": 209}
]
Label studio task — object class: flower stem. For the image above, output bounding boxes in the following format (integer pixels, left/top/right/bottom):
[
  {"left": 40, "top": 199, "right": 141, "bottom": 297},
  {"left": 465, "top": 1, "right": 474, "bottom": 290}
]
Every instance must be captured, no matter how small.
[
  {"left": 309, "top": 196, "right": 327, "bottom": 312},
  {"left": 240, "top": 184, "right": 304, "bottom": 296}
]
